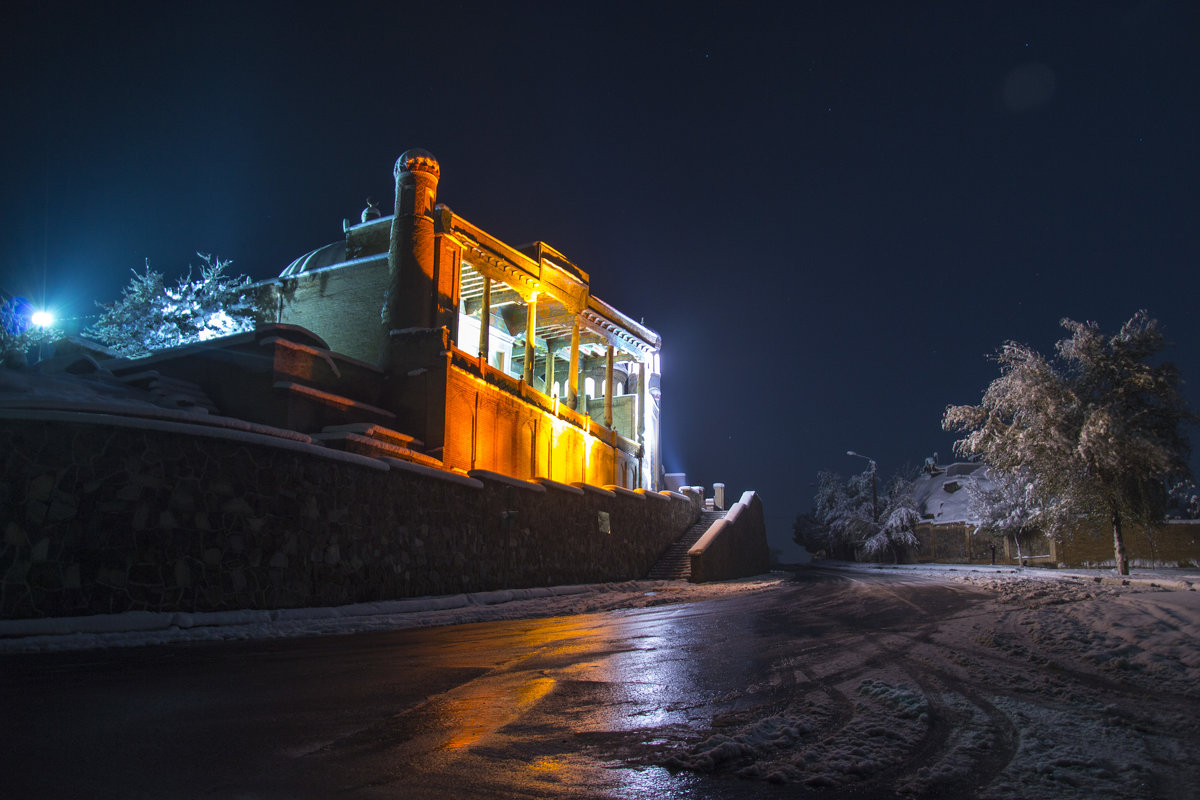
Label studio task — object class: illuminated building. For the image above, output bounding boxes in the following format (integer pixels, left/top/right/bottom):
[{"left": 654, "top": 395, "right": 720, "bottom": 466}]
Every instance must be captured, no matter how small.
[{"left": 259, "top": 149, "right": 663, "bottom": 490}]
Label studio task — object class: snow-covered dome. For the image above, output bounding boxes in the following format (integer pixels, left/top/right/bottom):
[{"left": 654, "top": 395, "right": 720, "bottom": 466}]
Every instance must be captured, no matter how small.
[{"left": 278, "top": 240, "right": 348, "bottom": 277}]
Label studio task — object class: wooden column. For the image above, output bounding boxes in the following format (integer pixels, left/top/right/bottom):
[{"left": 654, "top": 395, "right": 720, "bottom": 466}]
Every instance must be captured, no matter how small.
[
  {"left": 477, "top": 276, "right": 491, "bottom": 361},
  {"left": 577, "top": 358, "right": 588, "bottom": 412},
  {"left": 637, "top": 361, "right": 646, "bottom": 443},
  {"left": 522, "top": 295, "right": 537, "bottom": 384},
  {"left": 603, "top": 344, "right": 614, "bottom": 428},
  {"left": 545, "top": 343, "right": 556, "bottom": 396},
  {"left": 567, "top": 318, "right": 580, "bottom": 407}
]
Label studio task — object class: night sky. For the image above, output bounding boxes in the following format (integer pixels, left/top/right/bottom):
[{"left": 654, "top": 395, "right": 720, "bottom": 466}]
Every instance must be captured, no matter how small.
[{"left": 4, "top": 1, "right": 1198, "bottom": 556}]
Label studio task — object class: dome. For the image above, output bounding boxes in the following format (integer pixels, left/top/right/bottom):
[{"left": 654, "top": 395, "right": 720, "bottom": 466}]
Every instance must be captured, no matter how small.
[
  {"left": 278, "top": 240, "right": 348, "bottom": 278},
  {"left": 360, "top": 198, "right": 382, "bottom": 223},
  {"left": 395, "top": 148, "right": 440, "bottom": 179}
]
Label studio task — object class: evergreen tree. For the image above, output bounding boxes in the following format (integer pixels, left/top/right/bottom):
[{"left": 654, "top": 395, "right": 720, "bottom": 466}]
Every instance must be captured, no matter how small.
[
  {"left": 867, "top": 474, "right": 921, "bottom": 561},
  {"left": 88, "top": 254, "right": 255, "bottom": 357},
  {"left": 791, "top": 511, "right": 830, "bottom": 558},
  {"left": 809, "top": 469, "right": 920, "bottom": 562},
  {"left": 944, "top": 311, "right": 1196, "bottom": 575},
  {"left": 1, "top": 296, "right": 61, "bottom": 367}
]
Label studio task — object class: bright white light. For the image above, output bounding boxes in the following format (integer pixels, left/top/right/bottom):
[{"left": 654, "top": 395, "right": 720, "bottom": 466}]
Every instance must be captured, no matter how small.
[{"left": 31, "top": 310, "right": 54, "bottom": 327}]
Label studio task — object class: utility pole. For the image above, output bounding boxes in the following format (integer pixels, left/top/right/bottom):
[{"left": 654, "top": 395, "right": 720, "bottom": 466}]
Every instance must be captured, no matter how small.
[{"left": 847, "top": 450, "right": 878, "bottom": 522}]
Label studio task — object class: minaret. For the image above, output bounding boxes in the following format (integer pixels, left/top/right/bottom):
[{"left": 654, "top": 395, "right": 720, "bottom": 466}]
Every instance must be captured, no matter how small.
[
  {"left": 382, "top": 148, "right": 441, "bottom": 342},
  {"left": 379, "top": 148, "right": 452, "bottom": 456}
]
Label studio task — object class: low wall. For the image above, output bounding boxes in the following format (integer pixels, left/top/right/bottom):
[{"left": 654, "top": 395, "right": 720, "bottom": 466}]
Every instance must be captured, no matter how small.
[
  {"left": 688, "top": 491, "right": 769, "bottom": 582},
  {"left": 1056, "top": 520, "right": 1200, "bottom": 568},
  {"left": 0, "top": 414, "right": 699, "bottom": 619},
  {"left": 914, "top": 523, "right": 973, "bottom": 563},
  {"left": 916, "top": 520, "right": 1200, "bottom": 568}
]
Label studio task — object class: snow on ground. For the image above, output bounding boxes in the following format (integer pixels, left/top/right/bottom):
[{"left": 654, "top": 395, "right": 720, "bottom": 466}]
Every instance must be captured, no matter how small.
[
  {"left": 4, "top": 562, "right": 1198, "bottom": 797},
  {"left": 661, "top": 562, "right": 1200, "bottom": 798},
  {"left": 0, "top": 575, "right": 788, "bottom": 654}
]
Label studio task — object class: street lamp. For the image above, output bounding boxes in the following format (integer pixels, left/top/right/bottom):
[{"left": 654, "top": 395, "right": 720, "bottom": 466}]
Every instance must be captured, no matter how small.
[{"left": 846, "top": 450, "right": 878, "bottom": 522}]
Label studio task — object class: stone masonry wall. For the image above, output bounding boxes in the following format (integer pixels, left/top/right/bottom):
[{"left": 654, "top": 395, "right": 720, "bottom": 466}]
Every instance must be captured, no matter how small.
[{"left": 0, "top": 417, "right": 698, "bottom": 619}]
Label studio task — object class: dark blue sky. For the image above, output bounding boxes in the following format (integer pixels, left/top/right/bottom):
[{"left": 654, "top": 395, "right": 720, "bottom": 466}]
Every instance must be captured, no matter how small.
[{"left": 3, "top": 1, "right": 1198, "bottom": 553}]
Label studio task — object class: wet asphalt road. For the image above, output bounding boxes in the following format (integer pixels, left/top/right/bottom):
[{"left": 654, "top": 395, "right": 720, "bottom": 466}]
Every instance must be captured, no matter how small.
[{"left": 0, "top": 570, "right": 989, "bottom": 799}]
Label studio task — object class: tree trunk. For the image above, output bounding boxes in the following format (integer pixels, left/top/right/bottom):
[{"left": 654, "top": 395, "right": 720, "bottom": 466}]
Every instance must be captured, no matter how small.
[{"left": 1112, "top": 508, "right": 1130, "bottom": 576}]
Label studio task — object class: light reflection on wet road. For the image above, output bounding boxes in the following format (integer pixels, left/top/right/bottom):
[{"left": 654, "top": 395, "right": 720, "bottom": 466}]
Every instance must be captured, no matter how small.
[
  {"left": 0, "top": 571, "right": 881, "bottom": 799},
  {"left": 321, "top": 603, "right": 763, "bottom": 798}
]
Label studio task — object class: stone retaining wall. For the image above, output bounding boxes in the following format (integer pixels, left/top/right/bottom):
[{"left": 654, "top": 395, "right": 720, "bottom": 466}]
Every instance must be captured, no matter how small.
[{"left": 0, "top": 416, "right": 698, "bottom": 619}]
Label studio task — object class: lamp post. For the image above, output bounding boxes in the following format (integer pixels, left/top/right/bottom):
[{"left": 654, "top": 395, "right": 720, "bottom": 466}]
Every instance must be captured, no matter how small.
[{"left": 846, "top": 450, "right": 878, "bottom": 522}]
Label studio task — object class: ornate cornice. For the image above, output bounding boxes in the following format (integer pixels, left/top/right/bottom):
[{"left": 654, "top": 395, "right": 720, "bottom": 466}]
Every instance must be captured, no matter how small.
[
  {"left": 461, "top": 242, "right": 539, "bottom": 299},
  {"left": 579, "top": 308, "right": 656, "bottom": 358}
]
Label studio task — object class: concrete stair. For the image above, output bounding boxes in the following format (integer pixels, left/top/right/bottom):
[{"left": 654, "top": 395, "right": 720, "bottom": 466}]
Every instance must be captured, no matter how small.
[{"left": 646, "top": 510, "right": 726, "bottom": 581}]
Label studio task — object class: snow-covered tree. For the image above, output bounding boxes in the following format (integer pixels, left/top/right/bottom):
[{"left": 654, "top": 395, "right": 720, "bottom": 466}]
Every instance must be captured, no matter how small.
[
  {"left": 1166, "top": 478, "right": 1200, "bottom": 520},
  {"left": 965, "top": 469, "right": 1040, "bottom": 561},
  {"left": 1, "top": 296, "right": 61, "bottom": 367},
  {"left": 88, "top": 254, "right": 256, "bottom": 358},
  {"left": 944, "top": 311, "right": 1196, "bottom": 575},
  {"left": 864, "top": 474, "right": 922, "bottom": 561},
  {"left": 791, "top": 511, "right": 830, "bottom": 557},
  {"left": 813, "top": 470, "right": 874, "bottom": 558},
  {"left": 809, "top": 469, "right": 920, "bottom": 563}
]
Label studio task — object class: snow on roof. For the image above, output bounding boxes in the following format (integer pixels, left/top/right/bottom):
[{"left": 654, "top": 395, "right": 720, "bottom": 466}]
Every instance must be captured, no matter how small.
[
  {"left": 912, "top": 462, "right": 988, "bottom": 525},
  {"left": 0, "top": 362, "right": 391, "bottom": 470}
]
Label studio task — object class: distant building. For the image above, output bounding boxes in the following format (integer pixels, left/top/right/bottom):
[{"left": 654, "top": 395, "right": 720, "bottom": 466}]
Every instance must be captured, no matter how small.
[
  {"left": 913, "top": 460, "right": 985, "bottom": 528},
  {"left": 253, "top": 149, "right": 663, "bottom": 490},
  {"left": 910, "top": 459, "right": 1018, "bottom": 563}
]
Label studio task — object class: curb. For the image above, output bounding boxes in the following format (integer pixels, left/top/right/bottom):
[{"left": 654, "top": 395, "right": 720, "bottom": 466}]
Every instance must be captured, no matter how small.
[{"left": 0, "top": 583, "right": 605, "bottom": 641}]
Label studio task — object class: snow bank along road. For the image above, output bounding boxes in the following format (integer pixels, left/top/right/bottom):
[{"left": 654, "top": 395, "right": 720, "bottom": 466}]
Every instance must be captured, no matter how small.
[{"left": 1, "top": 566, "right": 1197, "bottom": 799}]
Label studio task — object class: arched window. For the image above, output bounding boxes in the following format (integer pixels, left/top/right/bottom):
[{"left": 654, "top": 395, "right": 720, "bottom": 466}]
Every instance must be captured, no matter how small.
[{"left": 585, "top": 377, "right": 596, "bottom": 399}]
